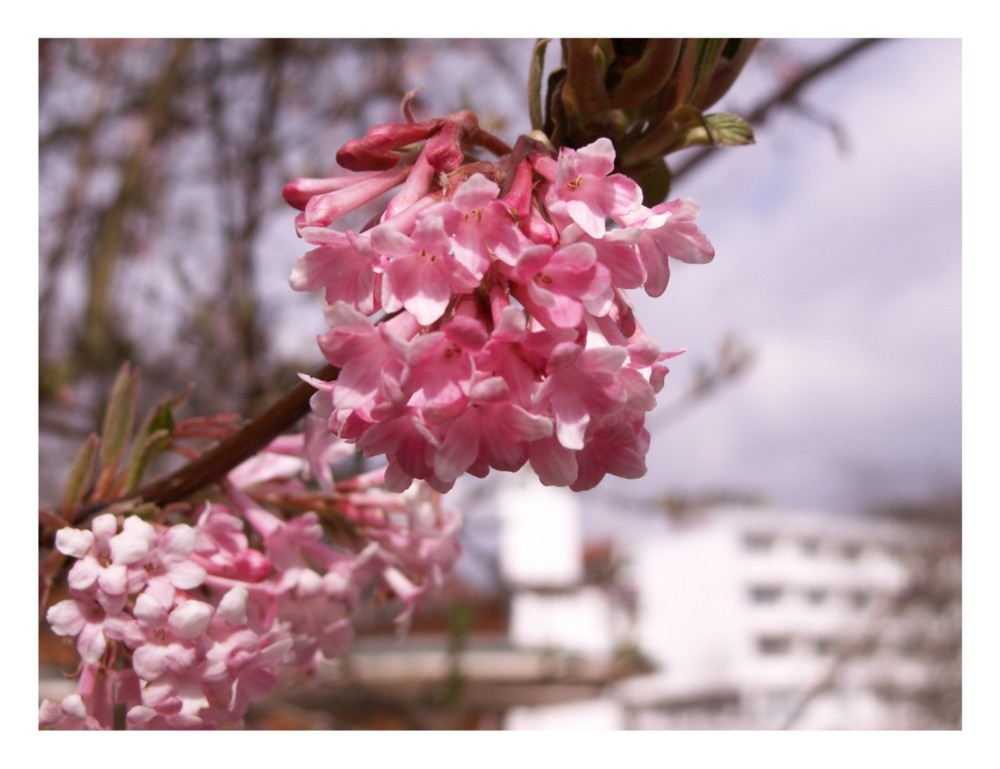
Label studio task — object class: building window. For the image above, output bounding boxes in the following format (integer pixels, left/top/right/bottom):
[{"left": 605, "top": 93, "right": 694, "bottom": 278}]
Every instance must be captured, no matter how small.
[
  {"left": 748, "top": 586, "right": 783, "bottom": 604},
  {"left": 814, "top": 637, "right": 836, "bottom": 656},
  {"left": 764, "top": 689, "right": 799, "bottom": 718},
  {"left": 757, "top": 635, "right": 791, "bottom": 656},
  {"left": 899, "top": 635, "right": 923, "bottom": 657},
  {"left": 848, "top": 590, "right": 871, "bottom": 610},
  {"left": 842, "top": 543, "right": 863, "bottom": 561},
  {"left": 804, "top": 588, "right": 828, "bottom": 606},
  {"left": 801, "top": 538, "right": 820, "bottom": 557},
  {"left": 883, "top": 543, "right": 903, "bottom": 560},
  {"left": 743, "top": 533, "right": 775, "bottom": 553}
]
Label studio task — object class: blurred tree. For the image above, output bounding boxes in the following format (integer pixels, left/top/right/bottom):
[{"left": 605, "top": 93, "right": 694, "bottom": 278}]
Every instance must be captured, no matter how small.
[{"left": 38, "top": 39, "right": 530, "bottom": 504}]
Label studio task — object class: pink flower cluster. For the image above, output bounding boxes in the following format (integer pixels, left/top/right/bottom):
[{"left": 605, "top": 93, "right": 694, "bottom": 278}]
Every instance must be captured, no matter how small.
[
  {"left": 40, "top": 428, "right": 460, "bottom": 730},
  {"left": 286, "top": 112, "right": 714, "bottom": 493}
]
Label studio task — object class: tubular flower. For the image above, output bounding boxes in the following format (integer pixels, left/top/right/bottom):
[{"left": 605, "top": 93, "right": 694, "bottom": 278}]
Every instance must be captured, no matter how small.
[
  {"left": 286, "top": 112, "right": 714, "bottom": 492},
  {"left": 41, "top": 431, "right": 462, "bottom": 730}
]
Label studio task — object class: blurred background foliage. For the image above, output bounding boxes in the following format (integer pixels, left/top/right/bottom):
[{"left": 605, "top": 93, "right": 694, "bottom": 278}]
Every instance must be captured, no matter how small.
[{"left": 39, "top": 39, "right": 535, "bottom": 505}]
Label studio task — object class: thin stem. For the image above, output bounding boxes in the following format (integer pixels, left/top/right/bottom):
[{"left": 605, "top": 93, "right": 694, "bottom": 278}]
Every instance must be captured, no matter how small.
[{"left": 471, "top": 127, "right": 514, "bottom": 158}]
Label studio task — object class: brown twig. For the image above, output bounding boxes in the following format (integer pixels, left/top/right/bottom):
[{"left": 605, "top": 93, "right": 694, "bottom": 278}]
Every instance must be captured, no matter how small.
[{"left": 75, "top": 363, "right": 338, "bottom": 519}]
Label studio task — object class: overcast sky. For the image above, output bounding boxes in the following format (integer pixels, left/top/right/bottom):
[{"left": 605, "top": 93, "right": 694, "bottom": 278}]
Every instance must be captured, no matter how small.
[{"left": 579, "top": 39, "right": 963, "bottom": 527}]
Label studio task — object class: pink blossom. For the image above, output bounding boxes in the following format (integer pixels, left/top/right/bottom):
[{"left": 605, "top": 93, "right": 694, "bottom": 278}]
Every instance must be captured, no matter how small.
[
  {"left": 283, "top": 111, "right": 718, "bottom": 498},
  {"left": 39, "top": 665, "right": 113, "bottom": 730},
  {"left": 617, "top": 198, "right": 715, "bottom": 297},
  {"left": 295, "top": 164, "right": 410, "bottom": 229},
  {"left": 570, "top": 413, "right": 651, "bottom": 491},
  {"left": 560, "top": 222, "right": 646, "bottom": 290},
  {"left": 432, "top": 173, "right": 527, "bottom": 270},
  {"left": 372, "top": 213, "right": 481, "bottom": 326},
  {"left": 336, "top": 116, "right": 449, "bottom": 171},
  {"left": 354, "top": 407, "right": 442, "bottom": 492},
  {"left": 58, "top": 513, "right": 150, "bottom": 599},
  {"left": 211, "top": 626, "right": 294, "bottom": 721},
  {"left": 39, "top": 694, "right": 106, "bottom": 730},
  {"left": 432, "top": 376, "right": 552, "bottom": 483},
  {"left": 45, "top": 431, "right": 467, "bottom": 729},
  {"left": 534, "top": 341, "right": 628, "bottom": 450},
  {"left": 381, "top": 151, "right": 437, "bottom": 220},
  {"left": 47, "top": 590, "right": 127, "bottom": 664},
  {"left": 136, "top": 523, "right": 207, "bottom": 605},
  {"left": 507, "top": 241, "right": 612, "bottom": 329},
  {"left": 282, "top": 170, "right": 392, "bottom": 210},
  {"left": 362, "top": 485, "right": 462, "bottom": 631},
  {"left": 201, "top": 588, "right": 294, "bottom": 718},
  {"left": 231, "top": 416, "right": 353, "bottom": 493},
  {"left": 421, "top": 112, "right": 479, "bottom": 172},
  {"left": 317, "top": 302, "right": 414, "bottom": 411},
  {"left": 538, "top": 138, "right": 642, "bottom": 238},
  {"left": 131, "top": 671, "right": 212, "bottom": 729},
  {"left": 127, "top": 592, "right": 206, "bottom": 681},
  {"left": 401, "top": 315, "right": 487, "bottom": 414},
  {"left": 194, "top": 506, "right": 272, "bottom": 583},
  {"left": 289, "top": 228, "right": 380, "bottom": 312}
]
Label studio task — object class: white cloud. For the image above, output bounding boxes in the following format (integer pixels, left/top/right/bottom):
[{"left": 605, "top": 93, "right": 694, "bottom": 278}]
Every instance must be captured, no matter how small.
[{"left": 592, "top": 40, "right": 961, "bottom": 516}]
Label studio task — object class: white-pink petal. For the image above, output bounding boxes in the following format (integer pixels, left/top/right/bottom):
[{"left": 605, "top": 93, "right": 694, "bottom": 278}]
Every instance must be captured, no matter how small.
[
  {"left": 168, "top": 601, "right": 213, "bottom": 640},
  {"left": 92, "top": 514, "right": 118, "bottom": 541},
  {"left": 166, "top": 560, "right": 207, "bottom": 590},
  {"left": 159, "top": 525, "right": 197, "bottom": 560},
  {"left": 134, "top": 592, "right": 168, "bottom": 627},
  {"left": 451, "top": 173, "right": 500, "bottom": 209},
  {"left": 572, "top": 138, "right": 616, "bottom": 177},
  {"left": 110, "top": 530, "right": 151, "bottom": 565},
  {"left": 507, "top": 406, "right": 554, "bottom": 441},
  {"left": 54, "top": 528, "right": 94, "bottom": 558},
  {"left": 61, "top": 694, "right": 88, "bottom": 719},
  {"left": 67, "top": 559, "right": 101, "bottom": 591},
  {"left": 132, "top": 645, "right": 170, "bottom": 681},
  {"left": 217, "top": 586, "right": 249, "bottom": 626},
  {"left": 469, "top": 376, "right": 510, "bottom": 402},
  {"left": 96, "top": 563, "right": 129, "bottom": 596},
  {"left": 369, "top": 224, "right": 415, "bottom": 258},
  {"left": 123, "top": 515, "right": 157, "bottom": 545},
  {"left": 554, "top": 405, "right": 589, "bottom": 450},
  {"left": 46, "top": 599, "right": 85, "bottom": 636},
  {"left": 77, "top": 622, "right": 108, "bottom": 664},
  {"left": 565, "top": 199, "right": 607, "bottom": 239}
]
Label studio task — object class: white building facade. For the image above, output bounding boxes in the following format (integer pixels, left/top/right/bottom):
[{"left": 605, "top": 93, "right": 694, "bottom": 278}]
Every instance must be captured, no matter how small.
[
  {"left": 495, "top": 477, "right": 959, "bottom": 730},
  {"left": 621, "top": 506, "right": 959, "bottom": 729}
]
